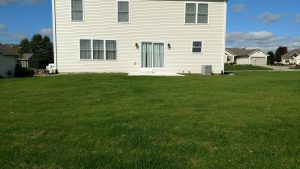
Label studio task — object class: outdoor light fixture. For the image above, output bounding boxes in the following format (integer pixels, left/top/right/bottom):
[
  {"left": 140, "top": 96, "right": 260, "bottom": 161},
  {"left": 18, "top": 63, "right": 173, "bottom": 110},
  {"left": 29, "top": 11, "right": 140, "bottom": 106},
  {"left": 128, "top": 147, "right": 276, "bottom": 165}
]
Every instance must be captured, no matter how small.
[
  {"left": 168, "top": 43, "right": 171, "bottom": 49},
  {"left": 135, "top": 43, "right": 139, "bottom": 49}
]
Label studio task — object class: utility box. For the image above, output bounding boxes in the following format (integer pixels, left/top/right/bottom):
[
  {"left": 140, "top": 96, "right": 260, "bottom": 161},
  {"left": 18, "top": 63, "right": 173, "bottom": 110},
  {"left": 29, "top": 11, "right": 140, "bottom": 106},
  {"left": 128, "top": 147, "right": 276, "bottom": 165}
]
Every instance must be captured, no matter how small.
[
  {"left": 46, "top": 64, "right": 56, "bottom": 74},
  {"left": 201, "top": 65, "right": 212, "bottom": 75}
]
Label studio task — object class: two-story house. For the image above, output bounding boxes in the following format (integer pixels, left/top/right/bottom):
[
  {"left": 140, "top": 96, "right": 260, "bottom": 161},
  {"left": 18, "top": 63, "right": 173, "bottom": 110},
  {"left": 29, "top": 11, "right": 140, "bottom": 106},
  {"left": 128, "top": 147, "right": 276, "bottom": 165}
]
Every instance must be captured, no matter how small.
[{"left": 52, "top": 0, "right": 227, "bottom": 75}]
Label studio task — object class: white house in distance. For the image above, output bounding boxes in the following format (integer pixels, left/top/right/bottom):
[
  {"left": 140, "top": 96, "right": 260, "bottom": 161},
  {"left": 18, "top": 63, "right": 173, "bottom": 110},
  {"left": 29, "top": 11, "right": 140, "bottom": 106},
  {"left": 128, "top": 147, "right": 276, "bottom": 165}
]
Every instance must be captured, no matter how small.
[
  {"left": 281, "top": 49, "right": 300, "bottom": 65},
  {"left": 0, "top": 45, "right": 18, "bottom": 78},
  {"left": 52, "top": 0, "right": 227, "bottom": 75},
  {"left": 224, "top": 48, "right": 268, "bottom": 66}
]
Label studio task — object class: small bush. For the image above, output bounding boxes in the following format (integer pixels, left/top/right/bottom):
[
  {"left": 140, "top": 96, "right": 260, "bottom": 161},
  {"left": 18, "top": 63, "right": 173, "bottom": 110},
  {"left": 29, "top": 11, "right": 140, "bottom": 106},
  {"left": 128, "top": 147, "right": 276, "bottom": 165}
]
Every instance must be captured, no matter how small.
[
  {"left": 6, "top": 70, "right": 13, "bottom": 78},
  {"left": 14, "top": 63, "right": 34, "bottom": 77}
]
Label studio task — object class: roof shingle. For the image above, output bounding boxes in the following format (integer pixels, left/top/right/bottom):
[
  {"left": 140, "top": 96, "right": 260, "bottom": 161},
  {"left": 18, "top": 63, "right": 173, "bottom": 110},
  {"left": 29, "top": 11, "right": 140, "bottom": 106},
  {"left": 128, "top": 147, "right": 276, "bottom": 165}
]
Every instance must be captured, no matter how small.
[
  {"left": 282, "top": 49, "right": 300, "bottom": 59},
  {"left": 0, "top": 44, "right": 19, "bottom": 56},
  {"left": 226, "top": 48, "right": 258, "bottom": 56},
  {"left": 18, "top": 53, "right": 34, "bottom": 61}
]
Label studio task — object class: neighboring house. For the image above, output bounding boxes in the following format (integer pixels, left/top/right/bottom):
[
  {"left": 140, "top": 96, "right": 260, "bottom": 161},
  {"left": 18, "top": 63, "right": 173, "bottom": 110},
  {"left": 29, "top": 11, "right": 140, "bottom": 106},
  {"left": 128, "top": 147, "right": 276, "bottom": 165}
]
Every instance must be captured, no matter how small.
[
  {"left": 225, "top": 48, "right": 268, "bottom": 66},
  {"left": 0, "top": 45, "right": 19, "bottom": 77},
  {"left": 224, "top": 49, "right": 235, "bottom": 63},
  {"left": 52, "top": 0, "right": 227, "bottom": 74},
  {"left": 18, "top": 53, "right": 40, "bottom": 68},
  {"left": 281, "top": 49, "right": 300, "bottom": 64}
]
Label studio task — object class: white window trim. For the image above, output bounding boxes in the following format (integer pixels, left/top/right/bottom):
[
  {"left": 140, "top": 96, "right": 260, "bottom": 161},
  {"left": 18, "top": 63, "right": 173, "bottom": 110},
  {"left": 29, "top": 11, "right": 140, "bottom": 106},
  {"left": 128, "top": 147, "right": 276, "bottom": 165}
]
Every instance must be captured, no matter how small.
[
  {"left": 117, "top": 0, "right": 131, "bottom": 24},
  {"left": 184, "top": 2, "right": 210, "bottom": 25},
  {"left": 140, "top": 40, "right": 165, "bottom": 69},
  {"left": 79, "top": 39, "right": 117, "bottom": 61},
  {"left": 71, "top": 0, "right": 85, "bottom": 22},
  {"left": 192, "top": 40, "right": 203, "bottom": 54}
]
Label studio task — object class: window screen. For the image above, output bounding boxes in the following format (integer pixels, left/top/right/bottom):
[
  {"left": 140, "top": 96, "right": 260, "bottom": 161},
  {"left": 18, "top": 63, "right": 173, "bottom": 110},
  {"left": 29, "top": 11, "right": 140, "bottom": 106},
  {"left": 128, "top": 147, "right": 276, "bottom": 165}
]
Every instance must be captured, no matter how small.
[{"left": 71, "top": 0, "right": 83, "bottom": 21}]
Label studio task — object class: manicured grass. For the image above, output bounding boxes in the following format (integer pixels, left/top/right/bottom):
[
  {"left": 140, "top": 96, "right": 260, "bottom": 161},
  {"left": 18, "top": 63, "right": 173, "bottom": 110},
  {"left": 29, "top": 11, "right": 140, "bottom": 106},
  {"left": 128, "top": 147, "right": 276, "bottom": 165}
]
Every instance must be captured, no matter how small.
[
  {"left": 0, "top": 72, "right": 299, "bottom": 169},
  {"left": 225, "top": 64, "right": 272, "bottom": 71}
]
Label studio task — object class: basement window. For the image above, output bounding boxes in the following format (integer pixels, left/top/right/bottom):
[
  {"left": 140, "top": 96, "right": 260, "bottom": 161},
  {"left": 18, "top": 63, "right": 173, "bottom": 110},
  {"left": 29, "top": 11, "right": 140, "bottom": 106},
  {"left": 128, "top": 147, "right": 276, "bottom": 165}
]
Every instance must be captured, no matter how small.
[{"left": 192, "top": 41, "right": 202, "bottom": 53}]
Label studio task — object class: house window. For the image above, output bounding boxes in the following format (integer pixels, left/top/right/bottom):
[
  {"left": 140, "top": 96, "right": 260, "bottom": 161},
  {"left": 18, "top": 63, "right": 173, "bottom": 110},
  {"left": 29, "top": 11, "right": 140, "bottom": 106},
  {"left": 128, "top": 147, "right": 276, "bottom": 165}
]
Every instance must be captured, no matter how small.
[
  {"left": 80, "top": 40, "right": 91, "bottom": 59},
  {"left": 80, "top": 39, "right": 117, "bottom": 60},
  {"left": 192, "top": 41, "right": 202, "bottom": 53},
  {"left": 71, "top": 0, "right": 83, "bottom": 21},
  {"left": 185, "top": 3, "right": 208, "bottom": 24},
  {"left": 185, "top": 3, "right": 197, "bottom": 23},
  {"left": 106, "top": 40, "right": 117, "bottom": 60},
  {"left": 118, "top": 1, "right": 129, "bottom": 22},
  {"left": 93, "top": 40, "right": 104, "bottom": 60},
  {"left": 197, "top": 4, "right": 208, "bottom": 23}
]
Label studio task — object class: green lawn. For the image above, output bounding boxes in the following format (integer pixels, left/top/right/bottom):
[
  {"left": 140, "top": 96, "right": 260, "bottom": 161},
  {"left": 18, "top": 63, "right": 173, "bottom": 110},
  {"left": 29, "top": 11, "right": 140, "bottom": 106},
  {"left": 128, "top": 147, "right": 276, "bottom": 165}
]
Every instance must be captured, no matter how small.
[
  {"left": 225, "top": 64, "right": 272, "bottom": 71},
  {"left": 0, "top": 72, "right": 299, "bottom": 169}
]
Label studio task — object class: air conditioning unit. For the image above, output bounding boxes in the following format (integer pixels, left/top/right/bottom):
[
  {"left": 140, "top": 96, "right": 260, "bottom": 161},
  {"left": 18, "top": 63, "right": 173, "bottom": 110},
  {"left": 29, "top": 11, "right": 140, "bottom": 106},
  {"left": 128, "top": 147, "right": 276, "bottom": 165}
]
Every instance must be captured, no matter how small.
[
  {"left": 46, "top": 64, "right": 56, "bottom": 74},
  {"left": 201, "top": 65, "right": 212, "bottom": 75}
]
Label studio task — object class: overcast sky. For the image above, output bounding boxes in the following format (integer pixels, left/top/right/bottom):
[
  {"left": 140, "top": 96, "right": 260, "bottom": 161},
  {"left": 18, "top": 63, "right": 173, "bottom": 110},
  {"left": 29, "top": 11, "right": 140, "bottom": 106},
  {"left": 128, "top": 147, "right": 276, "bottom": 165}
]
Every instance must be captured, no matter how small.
[{"left": 0, "top": 0, "right": 299, "bottom": 52}]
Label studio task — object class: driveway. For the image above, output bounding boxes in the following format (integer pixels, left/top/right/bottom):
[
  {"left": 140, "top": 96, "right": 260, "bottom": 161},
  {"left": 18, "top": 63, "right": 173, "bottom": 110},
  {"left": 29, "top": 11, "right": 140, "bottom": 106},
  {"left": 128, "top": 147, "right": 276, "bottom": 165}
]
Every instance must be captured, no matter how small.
[{"left": 262, "top": 65, "right": 300, "bottom": 71}]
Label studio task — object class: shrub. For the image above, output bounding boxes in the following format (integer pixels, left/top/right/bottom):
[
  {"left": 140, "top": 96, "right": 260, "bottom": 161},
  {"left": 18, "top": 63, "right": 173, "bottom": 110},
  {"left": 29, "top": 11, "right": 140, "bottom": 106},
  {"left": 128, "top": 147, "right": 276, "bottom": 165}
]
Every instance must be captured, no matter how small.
[
  {"left": 14, "top": 63, "right": 34, "bottom": 77},
  {"left": 6, "top": 70, "right": 13, "bottom": 78}
]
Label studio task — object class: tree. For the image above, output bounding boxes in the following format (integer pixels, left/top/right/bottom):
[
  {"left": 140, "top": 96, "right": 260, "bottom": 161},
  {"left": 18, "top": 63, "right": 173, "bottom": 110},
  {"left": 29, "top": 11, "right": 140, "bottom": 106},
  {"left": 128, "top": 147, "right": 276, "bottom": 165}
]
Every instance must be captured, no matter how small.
[
  {"left": 17, "top": 34, "right": 54, "bottom": 69},
  {"left": 30, "top": 34, "right": 53, "bottom": 69},
  {"left": 19, "top": 38, "right": 31, "bottom": 54},
  {"left": 39, "top": 36, "right": 54, "bottom": 68},
  {"left": 31, "top": 34, "right": 43, "bottom": 55},
  {"left": 275, "top": 46, "right": 288, "bottom": 63},
  {"left": 267, "top": 51, "right": 275, "bottom": 65}
]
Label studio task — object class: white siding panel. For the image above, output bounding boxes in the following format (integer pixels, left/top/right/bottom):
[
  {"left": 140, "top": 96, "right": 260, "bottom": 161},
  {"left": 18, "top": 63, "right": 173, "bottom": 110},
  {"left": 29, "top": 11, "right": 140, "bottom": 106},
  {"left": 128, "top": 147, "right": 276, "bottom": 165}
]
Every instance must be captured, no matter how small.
[
  {"left": 236, "top": 57, "right": 250, "bottom": 65},
  {"left": 0, "top": 55, "right": 17, "bottom": 77},
  {"left": 54, "top": 0, "right": 227, "bottom": 74}
]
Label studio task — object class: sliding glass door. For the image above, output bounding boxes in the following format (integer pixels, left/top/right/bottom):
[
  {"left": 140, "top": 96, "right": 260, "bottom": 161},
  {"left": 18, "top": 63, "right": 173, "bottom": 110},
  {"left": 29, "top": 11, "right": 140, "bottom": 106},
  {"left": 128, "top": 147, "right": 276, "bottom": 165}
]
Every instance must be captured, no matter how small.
[
  {"left": 141, "top": 42, "right": 164, "bottom": 68},
  {"left": 141, "top": 42, "right": 152, "bottom": 68}
]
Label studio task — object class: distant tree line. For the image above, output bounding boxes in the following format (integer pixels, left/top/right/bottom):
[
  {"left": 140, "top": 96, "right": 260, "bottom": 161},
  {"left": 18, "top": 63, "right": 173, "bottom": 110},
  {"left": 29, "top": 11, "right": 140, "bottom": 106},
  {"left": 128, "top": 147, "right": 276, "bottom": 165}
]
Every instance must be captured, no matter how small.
[
  {"left": 19, "top": 34, "right": 53, "bottom": 69},
  {"left": 267, "top": 46, "right": 288, "bottom": 65}
]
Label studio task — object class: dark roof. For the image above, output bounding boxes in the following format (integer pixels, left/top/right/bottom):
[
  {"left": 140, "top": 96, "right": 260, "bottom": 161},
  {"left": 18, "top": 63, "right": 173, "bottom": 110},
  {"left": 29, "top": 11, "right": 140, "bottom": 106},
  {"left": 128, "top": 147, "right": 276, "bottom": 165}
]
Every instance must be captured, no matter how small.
[
  {"left": 226, "top": 48, "right": 258, "bottom": 56},
  {"left": 0, "top": 44, "right": 19, "bottom": 56},
  {"left": 18, "top": 53, "right": 34, "bottom": 61},
  {"left": 282, "top": 49, "right": 300, "bottom": 59}
]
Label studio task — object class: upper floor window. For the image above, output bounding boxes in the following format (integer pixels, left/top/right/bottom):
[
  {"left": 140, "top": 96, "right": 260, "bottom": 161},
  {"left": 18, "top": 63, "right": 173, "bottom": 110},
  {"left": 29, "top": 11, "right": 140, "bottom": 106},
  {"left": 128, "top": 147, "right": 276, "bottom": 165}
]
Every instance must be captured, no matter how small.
[
  {"left": 198, "top": 4, "right": 208, "bottom": 23},
  {"left": 192, "top": 41, "right": 202, "bottom": 53},
  {"left": 185, "top": 3, "right": 208, "bottom": 24},
  {"left": 118, "top": 1, "right": 129, "bottom": 22},
  {"left": 71, "top": 0, "right": 83, "bottom": 21}
]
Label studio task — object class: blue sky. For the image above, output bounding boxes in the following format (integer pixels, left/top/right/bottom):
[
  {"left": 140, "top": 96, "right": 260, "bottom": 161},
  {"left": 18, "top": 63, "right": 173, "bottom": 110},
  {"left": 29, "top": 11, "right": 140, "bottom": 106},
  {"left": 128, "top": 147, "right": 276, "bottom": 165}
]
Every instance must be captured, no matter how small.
[{"left": 0, "top": 0, "right": 300, "bottom": 51}]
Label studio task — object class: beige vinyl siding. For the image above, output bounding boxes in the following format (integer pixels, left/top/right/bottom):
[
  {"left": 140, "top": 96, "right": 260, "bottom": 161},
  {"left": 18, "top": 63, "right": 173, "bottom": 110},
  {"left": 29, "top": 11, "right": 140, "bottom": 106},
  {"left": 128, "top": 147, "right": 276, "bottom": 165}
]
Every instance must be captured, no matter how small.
[{"left": 53, "top": 0, "right": 226, "bottom": 74}]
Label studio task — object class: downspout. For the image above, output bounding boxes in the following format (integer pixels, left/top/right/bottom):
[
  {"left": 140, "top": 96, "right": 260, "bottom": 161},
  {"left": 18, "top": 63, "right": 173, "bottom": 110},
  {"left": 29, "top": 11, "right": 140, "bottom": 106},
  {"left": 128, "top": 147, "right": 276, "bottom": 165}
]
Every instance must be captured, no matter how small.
[
  {"left": 52, "top": 0, "right": 58, "bottom": 72},
  {"left": 222, "top": 0, "right": 228, "bottom": 74}
]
